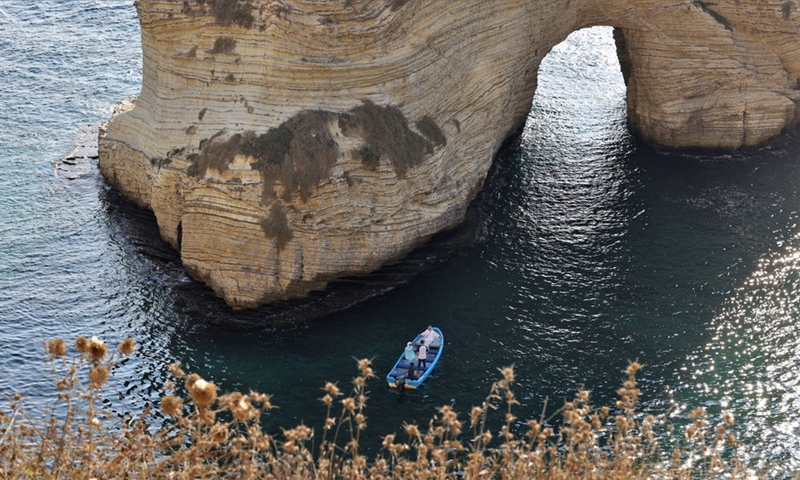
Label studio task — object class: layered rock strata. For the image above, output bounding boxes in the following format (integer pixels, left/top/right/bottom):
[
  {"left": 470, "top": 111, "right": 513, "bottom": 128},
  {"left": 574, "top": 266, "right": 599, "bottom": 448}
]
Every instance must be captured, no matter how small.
[{"left": 99, "top": 0, "right": 800, "bottom": 308}]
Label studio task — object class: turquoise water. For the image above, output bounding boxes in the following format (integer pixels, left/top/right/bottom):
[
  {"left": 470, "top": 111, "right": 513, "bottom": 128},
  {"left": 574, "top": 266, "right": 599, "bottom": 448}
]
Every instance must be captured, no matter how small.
[{"left": 2, "top": 2, "right": 800, "bottom": 473}]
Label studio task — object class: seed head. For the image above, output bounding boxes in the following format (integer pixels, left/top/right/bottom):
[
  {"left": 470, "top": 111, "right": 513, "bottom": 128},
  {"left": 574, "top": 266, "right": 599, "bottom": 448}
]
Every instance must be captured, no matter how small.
[
  {"left": 185, "top": 373, "right": 201, "bottom": 391},
  {"left": 87, "top": 337, "right": 107, "bottom": 362},
  {"left": 626, "top": 361, "right": 642, "bottom": 376},
  {"left": 724, "top": 412, "right": 734, "bottom": 426},
  {"left": 356, "top": 358, "right": 374, "bottom": 378},
  {"left": 89, "top": 365, "right": 110, "bottom": 388},
  {"left": 190, "top": 379, "right": 217, "bottom": 409},
  {"left": 232, "top": 396, "right": 256, "bottom": 422},
  {"left": 210, "top": 423, "right": 228, "bottom": 443},
  {"left": 404, "top": 423, "right": 420, "bottom": 437},
  {"left": 499, "top": 366, "right": 515, "bottom": 384},
  {"left": 169, "top": 363, "right": 185, "bottom": 378},
  {"left": 75, "top": 336, "right": 89, "bottom": 353},
  {"left": 342, "top": 397, "right": 356, "bottom": 412},
  {"left": 47, "top": 339, "right": 67, "bottom": 357},
  {"left": 470, "top": 406, "right": 483, "bottom": 426},
  {"left": 161, "top": 395, "right": 182, "bottom": 417},
  {"left": 323, "top": 382, "right": 341, "bottom": 397},
  {"left": 118, "top": 337, "right": 135, "bottom": 356}
]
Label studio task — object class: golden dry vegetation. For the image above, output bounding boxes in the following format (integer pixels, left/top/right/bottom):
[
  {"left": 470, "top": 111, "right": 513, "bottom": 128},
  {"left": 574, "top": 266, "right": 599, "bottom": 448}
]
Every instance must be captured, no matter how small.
[{"left": 0, "top": 336, "right": 752, "bottom": 479}]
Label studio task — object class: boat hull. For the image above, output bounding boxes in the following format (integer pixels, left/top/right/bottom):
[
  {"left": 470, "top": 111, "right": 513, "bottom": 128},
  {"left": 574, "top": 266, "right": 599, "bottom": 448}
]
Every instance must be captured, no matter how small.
[{"left": 386, "top": 327, "right": 443, "bottom": 389}]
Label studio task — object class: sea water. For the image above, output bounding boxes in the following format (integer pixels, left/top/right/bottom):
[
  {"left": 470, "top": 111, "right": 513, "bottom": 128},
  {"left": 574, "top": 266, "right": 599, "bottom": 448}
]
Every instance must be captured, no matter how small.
[{"left": 1, "top": 1, "right": 800, "bottom": 473}]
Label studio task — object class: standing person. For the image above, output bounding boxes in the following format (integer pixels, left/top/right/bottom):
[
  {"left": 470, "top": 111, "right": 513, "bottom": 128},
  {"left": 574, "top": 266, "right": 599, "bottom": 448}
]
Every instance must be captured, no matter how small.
[
  {"left": 417, "top": 340, "right": 428, "bottom": 370},
  {"left": 403, "top": 341, "right": 417, "bottom": 369},
  {"left": 420, "top": 325, "right": 440, "bottom": 347}
]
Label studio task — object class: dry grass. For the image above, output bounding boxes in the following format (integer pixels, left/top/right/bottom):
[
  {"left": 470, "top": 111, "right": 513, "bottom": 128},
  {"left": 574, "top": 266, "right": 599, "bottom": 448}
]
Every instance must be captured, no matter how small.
[{"left": 2, "top": 338, "right": 754, "bottom": 479}]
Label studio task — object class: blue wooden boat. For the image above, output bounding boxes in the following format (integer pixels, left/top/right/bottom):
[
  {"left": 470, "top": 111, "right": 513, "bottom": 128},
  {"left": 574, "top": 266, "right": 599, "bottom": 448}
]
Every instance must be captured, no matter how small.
[{"left": 386, "top": 327, "right": 443, "bottom": 389}]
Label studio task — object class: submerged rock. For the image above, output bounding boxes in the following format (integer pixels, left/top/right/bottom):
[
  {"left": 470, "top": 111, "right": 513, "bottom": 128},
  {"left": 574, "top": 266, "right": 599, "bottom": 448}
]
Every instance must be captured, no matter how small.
[{"left": 99, "top": 0, "right": 800, "bottom": 308}]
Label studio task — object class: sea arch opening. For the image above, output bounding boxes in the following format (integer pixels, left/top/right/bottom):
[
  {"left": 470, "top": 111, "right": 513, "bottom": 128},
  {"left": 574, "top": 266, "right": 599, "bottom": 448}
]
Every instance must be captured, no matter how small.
[{"left": 500, "top": 26, "right": 639, "bottom": 294}]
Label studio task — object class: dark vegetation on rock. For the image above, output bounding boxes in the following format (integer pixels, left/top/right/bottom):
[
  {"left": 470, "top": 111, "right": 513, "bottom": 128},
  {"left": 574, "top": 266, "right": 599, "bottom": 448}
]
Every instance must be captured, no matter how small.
[
  {"left": 259, "top": 202, "right": 293, "bottom": 249},
  {"left": 355, "top": 146, "right": 380, "bottom": 171},
  {"left": 416, "top": 116, "right": 447, "bottom": 147},
  {"left": 210, "top": 37, "right": 237, "bottom": 55},
  {"left": 181, "top": 0, "right": 255, "bottom": 29},
  {"left": 340, "top": 100, "right": 435, "bottom": 177},
  {"left": 188, "top": 102, "right": 445, "bottom": 198},
  {"left": 188, "top": 111, "right": 340, "bottom": 203}
]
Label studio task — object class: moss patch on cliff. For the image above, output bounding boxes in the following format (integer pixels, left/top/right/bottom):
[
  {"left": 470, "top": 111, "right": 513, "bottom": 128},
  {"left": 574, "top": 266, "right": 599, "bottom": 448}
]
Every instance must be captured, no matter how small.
[
  {"left": 187, "top": 130, "right": 240, "bottom": 177},
  {"left": 182, "top": 0, "right": 255, "bottom": 29},
  {"left": 189, "top": 111, "right": 339, "bottom": 202},
  {"left": 416, "top": 116, "right": 447, "bottom": 147},
  {"left": 355, "top": 146, "right": 380, "bottom": 171},
  {"left": 259, "top": 202, "right": 292, "bottom": 250},
  {"left": 340, "top": 100, "right": 434, "bottom": 177},
  {"left": 209, "top": 0, "right": 255, "bottom": 28},
  {"left": 250, "top": 111, "right": 339, "bottom": 202},
  {"left": 188, "top": 103, "right": 443, "bottom": 199},
  {"left": 210, "top": 37, "right": 237, "bottom": 55}
]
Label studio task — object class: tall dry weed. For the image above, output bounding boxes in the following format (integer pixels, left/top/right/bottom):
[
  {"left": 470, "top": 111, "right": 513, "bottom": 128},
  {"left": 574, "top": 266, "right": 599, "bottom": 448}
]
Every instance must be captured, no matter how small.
[{"left": 0, "top": 336, "right": 752, "bottom": 479}]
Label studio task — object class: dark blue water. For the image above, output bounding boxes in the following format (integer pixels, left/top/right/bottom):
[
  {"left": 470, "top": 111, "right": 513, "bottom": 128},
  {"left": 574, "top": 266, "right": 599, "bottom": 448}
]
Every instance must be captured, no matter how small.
[{"left": 2, "top": 2, "right": 800, "bottom": 473}]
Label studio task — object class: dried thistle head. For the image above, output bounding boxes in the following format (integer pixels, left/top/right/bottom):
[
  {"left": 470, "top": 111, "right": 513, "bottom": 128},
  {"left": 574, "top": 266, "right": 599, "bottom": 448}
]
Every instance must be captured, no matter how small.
[
  {"left": 382, "top": 433, "right": 396, "bottom": 449},
  {"left": 118, "top": 337, "right": 135, "bottom": 356},
  {"left": 356, "top": 358, "right": 375, "bottom": 378},
  {"left": 341, "top": 397, "right": 356, "bottom": 412},
  {"left": 185, "top": 373, "right": 201, "bottom": 390},
  {"left": 249, "top": 391, "right": 272, "bottom": 409},
  {"left": 161, "top": 395, "right": 183, "bottom": 417},
  {"left": 169, "top": 362, "right": 186, "bottom": 379},
  {"left": 470, "top": 406, "right": 483, "bottom": 426},
  {"left": 75, "top": 336, "right": 89, "bottom": 353},
  {"left": 323, "top": 381, "right": 341, "bottom": 397},
  {"left": 89, "top": 365, "right": 110, "bottom": 388},
  {"left": 209, "top": 423, "right": 229, "bottom": 443},
  {"left": 724, "top": 412, "right": 734, "bottom": 426},
  {"left": 499, "top": 366, "right": 515, "bottom": 384},
  {"left": 626, "top": 361, "right": 642, "bottom": 376},
  {"left": 47, "top": 339, "right": 67, "bottom": 357},
  {"left": 404, "top": 423, "right": 420, "bottom": 437},
  {"left": 355, "top": 413, "right": 366, "bottom": 429},
  {"left": 232, "top": 395, "right": 256, "bottom": 422},
  {"left": 87, "top": 337, "right": 107, "bottom": 362},
  {"left": 190, "top": 378, "right": 217, "bottom": 409}
]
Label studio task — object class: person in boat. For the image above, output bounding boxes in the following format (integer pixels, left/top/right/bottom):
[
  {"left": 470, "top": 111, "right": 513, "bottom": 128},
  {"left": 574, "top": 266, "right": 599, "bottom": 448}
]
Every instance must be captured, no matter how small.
[
  {"left": 406, "top": 363, "right": 416, "bottom": 380},
  {"left": 420, "top": 325, "right": 440, "bottom": 347},
  {"left": 417, "top": 339, "right": 428, "bottom": 370},
  {"left": 395, "top": 374, "right": 406, "bottom": 390},
  {"left": 403, "top": 341, "right": 417, "bottom": 369}
]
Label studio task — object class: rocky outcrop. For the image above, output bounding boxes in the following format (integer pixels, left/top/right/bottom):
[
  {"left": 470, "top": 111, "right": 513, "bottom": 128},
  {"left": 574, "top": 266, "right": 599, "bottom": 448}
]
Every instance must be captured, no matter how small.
[{"left": 99, "top": 0, "right": 800, "bottom": 308}]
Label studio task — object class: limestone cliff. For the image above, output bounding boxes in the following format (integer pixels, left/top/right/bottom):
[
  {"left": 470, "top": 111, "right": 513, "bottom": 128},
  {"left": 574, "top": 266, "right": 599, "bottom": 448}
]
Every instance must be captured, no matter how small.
[{"left": 99, "top": 0, "right": 800, "bottom": 308}]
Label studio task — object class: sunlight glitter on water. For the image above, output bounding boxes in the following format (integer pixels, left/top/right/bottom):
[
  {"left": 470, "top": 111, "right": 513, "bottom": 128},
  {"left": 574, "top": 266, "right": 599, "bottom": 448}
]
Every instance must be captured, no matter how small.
[{"left": 675, "top": 231, "right": 800, "bottom": 474}]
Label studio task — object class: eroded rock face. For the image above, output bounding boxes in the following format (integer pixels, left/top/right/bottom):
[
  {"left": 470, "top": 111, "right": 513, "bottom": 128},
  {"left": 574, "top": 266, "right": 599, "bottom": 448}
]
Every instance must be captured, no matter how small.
[{"left": 99, "top": 0, "right": 800, "bottom": 308}]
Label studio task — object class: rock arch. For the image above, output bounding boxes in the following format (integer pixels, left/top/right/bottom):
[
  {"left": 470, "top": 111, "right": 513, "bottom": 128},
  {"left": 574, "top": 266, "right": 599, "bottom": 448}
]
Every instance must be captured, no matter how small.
[{"left": 99, "top": 0, "right": 800, "bottom": 308}]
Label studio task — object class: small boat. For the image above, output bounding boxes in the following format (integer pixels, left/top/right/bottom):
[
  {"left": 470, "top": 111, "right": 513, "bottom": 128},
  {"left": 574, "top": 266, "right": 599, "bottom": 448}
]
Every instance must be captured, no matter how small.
[{"left": 386, "top": 327, "right": 443, "bottom": 389}]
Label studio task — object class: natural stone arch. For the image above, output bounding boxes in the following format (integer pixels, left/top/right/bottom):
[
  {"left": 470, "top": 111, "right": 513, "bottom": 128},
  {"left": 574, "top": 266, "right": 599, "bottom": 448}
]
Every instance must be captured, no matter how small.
[{"left": 99, "top": 0, "right": 800, "bottom": 308}]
